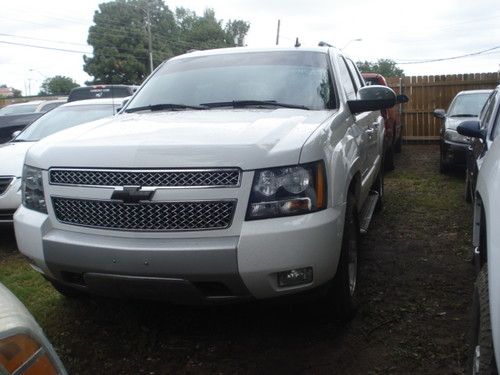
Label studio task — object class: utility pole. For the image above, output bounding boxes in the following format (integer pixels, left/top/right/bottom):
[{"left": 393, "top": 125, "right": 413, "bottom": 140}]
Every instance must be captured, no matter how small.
[
  {"left": 275, "top": 19, "right": 280, "bottom": 45},
  {"left": 144, "top": 5, "right": 153, "bottom": 74}
]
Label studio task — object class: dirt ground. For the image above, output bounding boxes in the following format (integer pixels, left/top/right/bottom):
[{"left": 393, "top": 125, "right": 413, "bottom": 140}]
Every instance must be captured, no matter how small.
[{"left": 0, "top": 144, "right": 475, "bottom": 374}]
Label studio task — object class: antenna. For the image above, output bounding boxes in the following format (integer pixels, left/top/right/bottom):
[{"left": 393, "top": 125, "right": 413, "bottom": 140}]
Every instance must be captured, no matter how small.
[{"left": 294, "top": 37, "right": 301, "bottom": 48}]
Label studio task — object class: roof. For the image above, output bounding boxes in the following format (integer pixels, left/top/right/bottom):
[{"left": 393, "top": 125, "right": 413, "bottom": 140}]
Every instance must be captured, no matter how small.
[
  {"left": 7, "top": 100, "right": 45, "bottom": 107},
  {"left": 456, "top": 89, "right": 494, "bottom": 95},
  {"left": 171, "top": 46, "right": 338, "bottom": 62},
  {"left": 59, "top": 98, "right": 125, "bottom": 108}
]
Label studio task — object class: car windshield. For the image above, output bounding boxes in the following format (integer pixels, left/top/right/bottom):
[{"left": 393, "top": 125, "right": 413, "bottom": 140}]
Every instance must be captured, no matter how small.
[
  {"left": 126, "top": 51, "right": 335, "bottom": 111},
  {"left": 15, "top": 103, "right": 115, "bottom": 142},
  {"left": 0, "top": 103, "right": 38, "bottom": 116},
  {"left": 448, "top": 93, "right": 490, "bottom": 117}
]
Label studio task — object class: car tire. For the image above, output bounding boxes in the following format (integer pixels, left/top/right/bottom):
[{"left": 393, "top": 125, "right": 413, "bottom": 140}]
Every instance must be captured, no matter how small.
[
  {"left": 373, "top": 167, "right": 384, "bottom": 213},
  {"left": 394, "top": 130, "right": 402, "bottom": 153},
  {"left": 384, "top": 145, "right": 395, "bottom": 172},
  {"left": 465, "top": 168, "right": 472, "bottom": 203},
  {"left": 328, "top": 192, "right": 359, "bottom": 321},
  {"left": 439, "top": 151, "right": 449, "bottom": 174},
  {"left": 470, "top": 268, "right": 498, "bottom": 375},
  {"left": 50, "top": 280, "right": 87, "bottom": 299}
]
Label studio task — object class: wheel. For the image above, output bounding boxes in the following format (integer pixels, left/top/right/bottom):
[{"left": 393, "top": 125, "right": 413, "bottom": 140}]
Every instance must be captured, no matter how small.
[
  {"left": 384, "top": 145, "right": 395, "bottom": 171},
  {"left": 328, "top": 192, "right": 359, "bottom": 321},
  {"left": 50, "top": 280, "right": 87, "bottom": 298},
  {"left": 439, "top": 149, "right": 449, "bottom": 174},
  {"left": 373, "top": 167, "right": 384, "bottom": 213},
  {"left": 470, "top": 268, "right": 498, "bottom": 375},
  {"left": 394, "top": 129, "right": 402, "bottom": 153},
  {"left": 465, "top": 168, "right": 472, "bottom": 203}
]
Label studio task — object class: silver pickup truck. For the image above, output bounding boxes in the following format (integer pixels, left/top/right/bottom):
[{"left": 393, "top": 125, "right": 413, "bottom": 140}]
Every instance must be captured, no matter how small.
[{"left": 14, "top": 46, "right": 395, "bottom": 319}]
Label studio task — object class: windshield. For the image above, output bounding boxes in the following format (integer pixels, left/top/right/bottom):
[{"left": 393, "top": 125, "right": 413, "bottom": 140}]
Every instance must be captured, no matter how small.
[
  {"left": 127, "top": 51, "right": 335, "bottom": 111},
  {"left": 0, "top": 103, "right": 38, "bottom": 116},
  {"left": 16, "top": 103, "right": 115, "bottom": 142},
  {"left": 448, "top": 93, "right": 490, "bottom": 117}
]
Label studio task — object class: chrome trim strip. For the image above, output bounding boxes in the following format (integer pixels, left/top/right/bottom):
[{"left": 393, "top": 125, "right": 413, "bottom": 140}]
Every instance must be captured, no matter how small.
[{"left": 48, "top": 168, "right": 242, "bottom": 189}]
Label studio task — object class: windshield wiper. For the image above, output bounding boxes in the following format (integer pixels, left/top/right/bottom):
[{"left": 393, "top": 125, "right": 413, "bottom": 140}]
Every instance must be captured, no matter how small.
[
  {"left": 125, "top": 103, "right": 208, "bottom": 113},
  {"left": 450, "top": 114, "right": 476, "bottom": 117},
  {"left": 200, "top": 100, "right": 310, "bottom": 110}
]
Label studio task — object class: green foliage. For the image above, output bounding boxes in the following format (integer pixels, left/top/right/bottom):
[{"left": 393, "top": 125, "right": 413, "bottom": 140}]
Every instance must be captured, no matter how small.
[
  {"left": 39, "top": 75, "right": 79, "bottom": 95},
  {"left": 356, "top": 59, "right": 404, "bottom": 77},
  {"left": 84, "top": 0, "right": 250, "bottom": 84},
  {"left": 12, "top": 88, "right": 22, "bottom": 97}
]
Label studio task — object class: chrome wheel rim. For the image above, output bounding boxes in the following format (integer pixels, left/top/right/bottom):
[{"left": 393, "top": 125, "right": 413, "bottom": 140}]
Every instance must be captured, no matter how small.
[
  {"left": 348, "top": 234, "right": 358, "bottom": 296},
  {"left": 473, "top": 345, "right": 480, "bottom": 375}
]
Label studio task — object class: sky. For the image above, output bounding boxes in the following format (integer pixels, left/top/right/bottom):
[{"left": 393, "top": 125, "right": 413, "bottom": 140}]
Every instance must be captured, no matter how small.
[{"left": 1, "top": 0, "right": 499, "bottom": 95}]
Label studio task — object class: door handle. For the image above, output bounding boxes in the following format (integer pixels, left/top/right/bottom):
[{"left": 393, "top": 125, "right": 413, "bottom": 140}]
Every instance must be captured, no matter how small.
[
  {"left": 372, "top": 122, "right": 379, "bottom": 129},
  {"left": 366, "top": 128, "right": 375, "bottom": 135}
]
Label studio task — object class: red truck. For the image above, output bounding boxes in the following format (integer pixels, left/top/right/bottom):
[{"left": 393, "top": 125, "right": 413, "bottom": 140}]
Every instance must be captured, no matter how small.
[{"left": 362, "top": 73, "right": 403, "bottom": 170}]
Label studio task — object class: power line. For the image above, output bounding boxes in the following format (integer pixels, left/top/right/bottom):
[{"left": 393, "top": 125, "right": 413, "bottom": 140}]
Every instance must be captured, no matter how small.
[
  {"left": 395, "top": 45, "right": 500, "bottom": 64},
  {"left": 0, "top": 32, "right": 89, "bottom": 47},
  {"left": 0, "top": 40, "right": 91, "bottom": 54}
]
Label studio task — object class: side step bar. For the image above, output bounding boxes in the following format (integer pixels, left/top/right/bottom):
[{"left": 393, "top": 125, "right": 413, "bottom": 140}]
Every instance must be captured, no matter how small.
[{"left": 359, "top": 191, "right": 379, "bottom": 234}]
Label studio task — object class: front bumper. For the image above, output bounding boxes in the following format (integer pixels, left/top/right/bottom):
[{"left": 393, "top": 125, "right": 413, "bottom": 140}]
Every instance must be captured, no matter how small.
[
  {"left": 0, "top": 177, "right": 21, "bottom": 224},
  {"left": 441, "top": 140, "right": 468, "bottom": 165},
  {"left": 14, "top": 205, "right": 344, "bottom": 303}
]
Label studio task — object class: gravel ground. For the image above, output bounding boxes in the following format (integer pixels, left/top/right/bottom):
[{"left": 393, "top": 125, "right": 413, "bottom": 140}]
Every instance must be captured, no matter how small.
[{"left": 0, "top": 144, "right": 475, "bottom": 374}]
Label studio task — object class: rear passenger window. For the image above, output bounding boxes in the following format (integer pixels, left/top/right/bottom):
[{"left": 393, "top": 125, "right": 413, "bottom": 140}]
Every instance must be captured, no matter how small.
[{"left": 337, "top": 57, "right": 356, "bottom": 100}]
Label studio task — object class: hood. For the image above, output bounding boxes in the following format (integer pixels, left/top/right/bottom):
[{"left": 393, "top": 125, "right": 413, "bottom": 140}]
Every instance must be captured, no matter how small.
[
  {"left": 445, "top": 116, "right": 478, "bottom": 130},
  {"left": 26, "top": 109, "right": 333, "bottom": 170},
  {"left": 0, "top": 142, "right": 35, "bottom": 177}
]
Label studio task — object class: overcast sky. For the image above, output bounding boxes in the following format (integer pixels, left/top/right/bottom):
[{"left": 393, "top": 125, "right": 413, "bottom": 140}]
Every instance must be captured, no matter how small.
[{"left": 1, "top": 0, "right": 499, "bottom": 95}]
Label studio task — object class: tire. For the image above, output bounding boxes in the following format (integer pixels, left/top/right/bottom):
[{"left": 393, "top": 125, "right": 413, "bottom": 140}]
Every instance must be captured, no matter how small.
[
  {"left": 373, "top": 167, "right": 384, "bottom": 213},
  {"left": 328, "top": 192, "right": 359, "bottom": 321},
  {"left": 465, "top": 168, "right": 472, "bottom": 203},
  {"left": 470, "top": 268, "right": 498, "bottom": 375},
  {"left": 50, "top": 280, "right": 87, "bottom": 299},
  {"left": 384, "top": 145, "right": 395, "bottom": 172},
  {"left": 394, "top": 130, "right": 402, "bottom": 153},
  {"left": 439, "top": 150, "right": 449, "bottom": 174}
]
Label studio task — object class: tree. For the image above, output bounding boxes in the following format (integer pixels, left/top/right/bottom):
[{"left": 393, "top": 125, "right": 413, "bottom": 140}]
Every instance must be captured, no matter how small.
[
  {"left": 84, "top": 0, "right": 250, "bottom": 84},
  {"left": 12, "top": 88, "right": 22, "bottom": 97},
  {"left": 39, "top": 76, "right": 79, "bottom": 95},
  {"left": 356, "top": 59, "right": 404, "bottom": 77}
]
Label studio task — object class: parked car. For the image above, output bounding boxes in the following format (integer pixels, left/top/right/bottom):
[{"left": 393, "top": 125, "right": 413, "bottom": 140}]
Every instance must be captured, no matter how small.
[
  {"left": 14, "top": 47, "right": 396, "bottom": 319},
  {"left": 362, "top": 73, "right": 404, "bottom": 170},
  {"left": 0, "top": 282, "right": 67, "bottom": 374},
  {"left": 433, "top": 90, "right": 492, "bottom": 173},
  {"left": 68, "top": 84, "right": 138, "bottom": 102},
  {"left": 0, "top": 113, "right": 44, "bottom": 144},
  {"left": 0, "top": 98, "right": 120, "bottom": 224},
  {"left": 463, "top": 88, "right": 499, "bottom": 202},
  {"left": 0, "top": 100, "right": 68, "bottom": 144},
  {"left": 0, "top": 99, "right": 66, "bottom": 116},
  {"left": 456, "top": 95, "right": 500, "bottom": 373}
]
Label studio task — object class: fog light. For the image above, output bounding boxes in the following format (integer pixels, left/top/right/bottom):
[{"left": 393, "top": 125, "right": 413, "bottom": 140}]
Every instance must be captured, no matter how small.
[{"left": 277, "top": 267, "right": 313, "bottom": 287}]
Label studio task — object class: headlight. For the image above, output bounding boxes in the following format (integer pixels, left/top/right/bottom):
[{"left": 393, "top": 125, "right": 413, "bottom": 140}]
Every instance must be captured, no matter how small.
[
  {"left": 0, "top": 283, "right": 66, "bottom": 374},
  {"left": 444, "top": 129, "right": 469, "bottom": 144},
  {"left": 247, "top": 161, "right": 326, "bottom": 220},
  {"left": 21, "top": 165, "right": 47, "bottom": 213}
]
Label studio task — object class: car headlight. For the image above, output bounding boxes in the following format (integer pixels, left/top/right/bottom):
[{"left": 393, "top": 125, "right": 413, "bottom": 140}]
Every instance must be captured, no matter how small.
[
  {"left": 247, "top": 161, "right": 326, "bottom": 220},
  {"left": 444, "top": 129, "right": 469, "bottom": 144},
  {"left": 21, "top": 165, "right": 47, "bottom": 213},
  {"left": 0, "top": 283, "right": 66, "bottom": 374}
]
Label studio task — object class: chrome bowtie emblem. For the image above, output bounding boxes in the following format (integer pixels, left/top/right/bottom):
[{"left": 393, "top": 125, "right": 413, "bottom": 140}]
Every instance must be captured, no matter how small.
[{"left": 111, "top": 186, "right": 155, "bottom": 204}]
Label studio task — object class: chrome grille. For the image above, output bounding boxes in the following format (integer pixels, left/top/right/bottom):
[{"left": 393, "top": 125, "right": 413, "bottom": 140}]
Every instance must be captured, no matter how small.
[
  {"left": 0, "top": 177, "right": 14, "bottom": 195},
  {"left": 49, "top": 169, "right": 241, "bottom": 188},
  {"left": 52, "top": 197, "right": 236, "bottom": 231}
]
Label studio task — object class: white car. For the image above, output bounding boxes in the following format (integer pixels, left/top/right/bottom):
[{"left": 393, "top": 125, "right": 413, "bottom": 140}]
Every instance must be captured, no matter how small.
[
  {"left": 0, "top": 99, "right": 120, "bottom": 224},
  {"left": 0, "top": 282, "right": 66, "bottom": 374},
  {"left": 14, "top": 47, "right": 395, "bottom": 319},
  {"left": 0, "top": 99, "right": 66, "bottom": 116},
  {"left": 456, "top": 85, "right": 500, "bottom": 373}
]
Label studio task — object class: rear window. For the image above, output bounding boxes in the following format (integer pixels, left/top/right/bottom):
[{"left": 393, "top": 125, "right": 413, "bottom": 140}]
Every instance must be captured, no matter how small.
[
  {"left": 0, "top": 103, "right": 38, "bottom": 116},
  {"left": 68, "top": 87, "right": 133, "bottom": 102}
]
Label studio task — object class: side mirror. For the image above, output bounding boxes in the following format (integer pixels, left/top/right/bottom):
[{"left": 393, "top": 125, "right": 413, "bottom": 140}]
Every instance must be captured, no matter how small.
[
  {"left": 457, "top": 120, "right": 484, "bottom": 139},
  {"left": 433, "top": 109, "right": 446, "bottom": 119},
  {"left": 347, "top": 85, "right": 396, "bottom": 114},
  {"left": 396, "top": 94, "right": 409, "bottom": 104},
  {"left": 11, "top": 130, "right": 21, "bottom": 139}
]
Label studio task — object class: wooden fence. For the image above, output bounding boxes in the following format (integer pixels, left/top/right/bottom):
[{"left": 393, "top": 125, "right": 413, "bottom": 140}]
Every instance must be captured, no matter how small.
[{"left": 386, "top": 73, "right": 500, "bottom": 141}]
